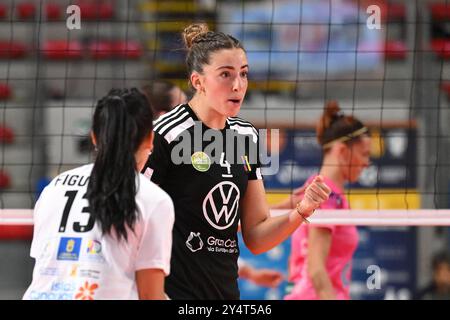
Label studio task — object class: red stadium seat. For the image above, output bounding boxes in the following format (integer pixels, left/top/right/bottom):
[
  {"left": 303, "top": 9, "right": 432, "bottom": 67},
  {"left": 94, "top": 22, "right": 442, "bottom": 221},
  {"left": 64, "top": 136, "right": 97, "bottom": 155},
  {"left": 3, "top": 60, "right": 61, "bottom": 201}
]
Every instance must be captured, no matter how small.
[
  {"left": 384, "top": 40, "right": 407, "bottom": 60},
  {"left": 387, "top": 3, "right": 406, "bottom": 20},
  {"left": 441, "top": 82, "right": 450, "bottom": 99},
  {"left": 42, "top": 40, "right": 83, "bottom": 60},
  {"left": 430, "top": 3, "right": 450, "bottom": 21},
  {"left": 0, "top": 4, "right": 7, "bottom": 19},
  {"left": 430, "top": 3, "right": 450, "bottom": 59},
  {"left": 77, "top": 1, "right": 114, "bottom": 20},
  {"left": 89, "top": 41, "right": 114, "bottom": 59},
  {"left": 112, "top": 41, "right": 143, "bottom": 59},
  {"left": 0, "top": 41, "right": 27, "bottom": 59},
  {"left": 46, "top": 3, "right": 61, "bottom": 21},
  {"left": 0, "top": 83, "right": 12, "bottom": 100},
  {"left": 89, "top": 40, "right": 143, "bottom": 60},
  {"left": 431, "top": 39, "right": 450, "bottom": 59},
  {"left": 0, "top": 126, "right": 14, "bottom": 144},
  {"left": 16, "top": 1, "right": 36, "bottom": 20},
  {"left": 0, "top": 170, "right": 11, "bottom": 189}
]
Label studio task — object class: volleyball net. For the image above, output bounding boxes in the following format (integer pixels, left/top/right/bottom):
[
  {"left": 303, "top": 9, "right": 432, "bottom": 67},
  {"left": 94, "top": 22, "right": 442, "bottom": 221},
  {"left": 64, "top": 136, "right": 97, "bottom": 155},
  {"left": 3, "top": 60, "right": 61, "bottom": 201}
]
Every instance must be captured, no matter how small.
[
  {"left": 2, "top": 208, "right": 450, "bottom": 231},
  {"left": 0, "top": 0, "right": 448, "bottom": 210}
]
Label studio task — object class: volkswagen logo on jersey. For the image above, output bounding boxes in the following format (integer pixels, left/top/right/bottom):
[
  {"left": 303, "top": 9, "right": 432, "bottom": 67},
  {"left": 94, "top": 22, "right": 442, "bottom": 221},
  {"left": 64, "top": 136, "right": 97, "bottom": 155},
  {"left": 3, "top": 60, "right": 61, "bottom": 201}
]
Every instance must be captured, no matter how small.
[{"left": 202, "top": 181, "right": 240, "bottom": 230}]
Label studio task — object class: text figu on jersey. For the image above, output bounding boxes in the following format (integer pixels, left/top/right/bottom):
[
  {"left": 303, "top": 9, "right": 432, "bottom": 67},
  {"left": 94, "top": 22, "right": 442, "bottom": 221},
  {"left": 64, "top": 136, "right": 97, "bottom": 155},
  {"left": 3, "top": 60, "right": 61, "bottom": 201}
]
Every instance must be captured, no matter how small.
[{"left": 53, "top": 174, "right": 90, "bottom": 187}]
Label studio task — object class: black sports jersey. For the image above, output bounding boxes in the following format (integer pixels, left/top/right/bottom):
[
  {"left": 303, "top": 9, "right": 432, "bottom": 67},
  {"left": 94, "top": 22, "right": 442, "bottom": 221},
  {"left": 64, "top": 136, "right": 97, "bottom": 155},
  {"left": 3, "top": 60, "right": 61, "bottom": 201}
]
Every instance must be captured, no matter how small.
[{"left": 142, "top": 103, "right": 262, "bottom": 300}]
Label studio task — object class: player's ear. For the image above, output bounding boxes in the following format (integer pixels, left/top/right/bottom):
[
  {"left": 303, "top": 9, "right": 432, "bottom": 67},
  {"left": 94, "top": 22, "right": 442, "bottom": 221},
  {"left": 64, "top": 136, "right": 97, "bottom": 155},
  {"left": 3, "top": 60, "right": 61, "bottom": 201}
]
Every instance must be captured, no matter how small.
[
  {"left": 334, "top": 142, "right": 349, "bottom": 164},
  {"left": 190, "top": 72, "right": 204, "bottom": 93}
]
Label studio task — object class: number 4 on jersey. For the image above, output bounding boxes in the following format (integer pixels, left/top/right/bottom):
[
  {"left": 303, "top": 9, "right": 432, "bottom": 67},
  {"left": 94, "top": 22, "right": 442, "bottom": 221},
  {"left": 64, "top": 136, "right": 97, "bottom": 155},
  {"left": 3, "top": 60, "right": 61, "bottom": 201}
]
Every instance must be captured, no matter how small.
[{"left": 220, "top": 152, "right": 232, "bottom": 178}]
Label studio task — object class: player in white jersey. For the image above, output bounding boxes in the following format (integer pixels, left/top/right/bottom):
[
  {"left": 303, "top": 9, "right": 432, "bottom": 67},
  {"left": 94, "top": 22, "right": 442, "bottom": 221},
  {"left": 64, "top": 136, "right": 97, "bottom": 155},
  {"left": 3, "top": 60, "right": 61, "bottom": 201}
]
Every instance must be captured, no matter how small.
[{"left": 23, "top": 88, "right": 175, "bottom": 300}]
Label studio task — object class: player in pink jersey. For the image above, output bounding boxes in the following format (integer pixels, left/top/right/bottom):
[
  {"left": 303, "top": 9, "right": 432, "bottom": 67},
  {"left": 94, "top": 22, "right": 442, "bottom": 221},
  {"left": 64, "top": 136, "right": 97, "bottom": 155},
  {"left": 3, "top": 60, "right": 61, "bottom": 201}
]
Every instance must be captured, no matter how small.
[{"left": 274, "top": 100, "right": 371, "bottom": 300}]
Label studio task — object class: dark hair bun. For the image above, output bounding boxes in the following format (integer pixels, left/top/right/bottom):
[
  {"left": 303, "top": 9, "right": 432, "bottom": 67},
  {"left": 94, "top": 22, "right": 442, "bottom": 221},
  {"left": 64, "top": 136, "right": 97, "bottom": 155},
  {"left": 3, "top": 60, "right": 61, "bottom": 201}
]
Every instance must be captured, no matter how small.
[
  {"left": 317, "top": 100, "right": 342, "bottom": 145},
  {"left": 182, "top": 23, "right": 209, "bottom": 49},
  {"left": 324, "top": 100, "right": 341, "bottom": 120}
]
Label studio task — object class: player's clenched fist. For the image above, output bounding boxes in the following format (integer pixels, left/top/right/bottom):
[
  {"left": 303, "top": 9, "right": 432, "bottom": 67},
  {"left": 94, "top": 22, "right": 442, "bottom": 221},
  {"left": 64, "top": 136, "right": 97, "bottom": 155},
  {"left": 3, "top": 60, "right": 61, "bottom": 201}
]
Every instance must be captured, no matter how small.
[{"left": 296, "top": 175, "right": 331, "bottom": 220}]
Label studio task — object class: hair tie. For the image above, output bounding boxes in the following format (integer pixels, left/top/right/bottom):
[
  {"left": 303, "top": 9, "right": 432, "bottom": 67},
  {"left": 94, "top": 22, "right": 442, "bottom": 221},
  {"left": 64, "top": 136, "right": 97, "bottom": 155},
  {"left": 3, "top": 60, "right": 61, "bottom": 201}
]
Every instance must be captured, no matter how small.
[
  {"left": 329, "top": 111, "right": 345, "bottom": 124},
  {"left": 322, "top": 126, "right": 369, "bottom": 149},
  {"left": 334, "top": 111, "right": 345, "bottom": 119}
]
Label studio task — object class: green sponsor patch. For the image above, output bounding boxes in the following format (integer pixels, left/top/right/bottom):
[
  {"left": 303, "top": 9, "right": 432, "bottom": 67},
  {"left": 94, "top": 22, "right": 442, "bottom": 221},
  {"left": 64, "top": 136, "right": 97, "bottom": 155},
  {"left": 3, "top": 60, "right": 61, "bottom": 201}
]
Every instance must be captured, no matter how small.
[{"left": 191, "top": 151, "right": 211, "bottom": 172}]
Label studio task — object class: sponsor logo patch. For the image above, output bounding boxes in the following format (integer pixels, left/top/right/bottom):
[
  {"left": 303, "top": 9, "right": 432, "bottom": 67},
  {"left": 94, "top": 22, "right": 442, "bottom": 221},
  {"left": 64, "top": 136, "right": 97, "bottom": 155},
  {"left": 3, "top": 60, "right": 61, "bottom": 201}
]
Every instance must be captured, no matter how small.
[
  {"left": 57, "top": 237, "right": 81, "bottom": 261},
  {"left": 191, "top": 151, "right": 211, "bottom": 172}
]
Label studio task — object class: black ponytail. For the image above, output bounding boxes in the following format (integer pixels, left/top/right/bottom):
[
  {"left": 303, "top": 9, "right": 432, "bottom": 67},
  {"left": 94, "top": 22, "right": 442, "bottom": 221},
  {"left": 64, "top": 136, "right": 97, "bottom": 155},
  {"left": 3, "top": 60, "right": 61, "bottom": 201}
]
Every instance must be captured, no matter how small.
[{"left": 87, "top": 88, "right": 153, "bottom": 241}]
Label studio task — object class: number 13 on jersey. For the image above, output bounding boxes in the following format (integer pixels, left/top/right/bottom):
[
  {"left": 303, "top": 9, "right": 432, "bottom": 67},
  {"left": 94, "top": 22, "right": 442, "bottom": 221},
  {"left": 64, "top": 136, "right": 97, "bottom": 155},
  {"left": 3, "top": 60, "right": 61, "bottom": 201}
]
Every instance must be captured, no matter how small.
[{"left": 59, "top": 190, "right": 94, "bottom": 233}]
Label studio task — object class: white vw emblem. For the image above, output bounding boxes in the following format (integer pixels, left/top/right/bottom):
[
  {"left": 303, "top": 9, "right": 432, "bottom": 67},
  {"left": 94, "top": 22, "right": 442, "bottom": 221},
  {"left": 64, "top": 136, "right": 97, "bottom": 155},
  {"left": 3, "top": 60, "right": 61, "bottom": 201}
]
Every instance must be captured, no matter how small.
[{"left": 202, "top": 181, "right": 240, "bottom": 230}]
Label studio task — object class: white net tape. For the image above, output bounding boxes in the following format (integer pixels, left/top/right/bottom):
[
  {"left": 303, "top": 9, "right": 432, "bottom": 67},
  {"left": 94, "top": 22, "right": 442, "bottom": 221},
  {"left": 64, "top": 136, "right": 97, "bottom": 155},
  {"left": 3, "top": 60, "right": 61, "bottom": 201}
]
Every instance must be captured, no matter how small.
[{"left": 2, "top": 209, "right": 450, "bottom": 226}]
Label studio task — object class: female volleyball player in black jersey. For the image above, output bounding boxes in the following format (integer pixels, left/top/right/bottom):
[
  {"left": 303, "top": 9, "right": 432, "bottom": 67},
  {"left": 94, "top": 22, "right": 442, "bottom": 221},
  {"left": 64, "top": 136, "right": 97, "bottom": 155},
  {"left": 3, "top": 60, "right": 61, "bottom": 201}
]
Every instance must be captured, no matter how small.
[
  {"left": 142, "top": 80, "right": 284, "bottom": 289},
  {"left": 142, "top": 23, "right": 331, "bottom": 300}
]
